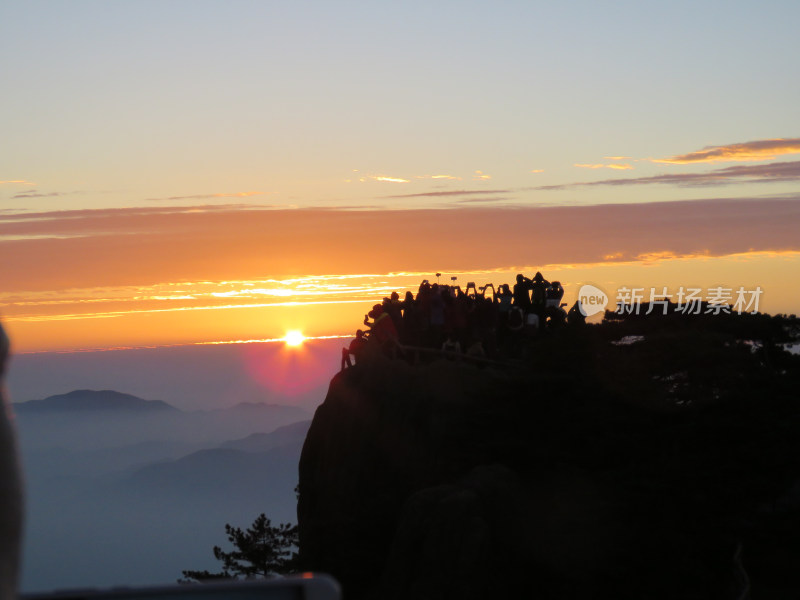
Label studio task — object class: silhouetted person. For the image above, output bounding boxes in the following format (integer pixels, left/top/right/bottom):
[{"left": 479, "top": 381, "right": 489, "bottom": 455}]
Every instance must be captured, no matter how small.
[
  {"left": 0, "top": 323, "right": 23, "bottom": 600},
  {"left": 512, "top": 274, "right": 532, "bottom": 310},
  {"left": 366, "top": 304, "right": 399, "bottom": 357},
  {"left": 568, "top": 301, "right": 587, "bottom": 326},
  {"left": 364, "top": 304, "right": 381, "bottom": 328},
  {"left": 341, "top": 329, "right": 368, "bottom": 371},
  {"left": 546, "top": 281, "right": 564, "bottom": 308},
  {"left": 428, "top": 286, "right": 446, "bottom": 348},
  {"left": 524, "top": 311, "right": 540, "bottom": 336},
  {"left": 400, "top": 291, "right": 418, "bottom": 345},
  {"left": 546, "top": 303, "right": 568, "bottom": 329},
  {"left": 416, "top": 279, "right": 431, "bottom": 301},
  {"left": 493, "top": 283, "right": 513, "bottom": 347},
  {"left": 451, "top": 292, "right": 468, "bottom": 347},
  {"left": 531, "top": 271, "right": 549, "bottom": 324},
  {"left": 496, "top": 283, "right": 513, "bottom": 312},
  {"left": 387, "top": 291, "right": 403, "bottom": 330}
]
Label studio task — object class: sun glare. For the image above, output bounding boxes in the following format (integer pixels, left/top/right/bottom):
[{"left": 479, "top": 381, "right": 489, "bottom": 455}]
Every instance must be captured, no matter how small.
[{"left": 283, "top": 330, "right": 306, "bottom": 347}]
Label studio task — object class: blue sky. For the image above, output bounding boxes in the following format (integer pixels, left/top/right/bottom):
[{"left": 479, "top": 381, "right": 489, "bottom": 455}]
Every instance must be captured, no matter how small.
[{"left": 2, "top": 1, "right": 799, "bottom": 212}]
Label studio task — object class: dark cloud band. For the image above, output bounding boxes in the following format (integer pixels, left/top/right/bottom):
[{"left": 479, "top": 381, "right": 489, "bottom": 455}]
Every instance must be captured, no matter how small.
[{"left": 537, "top": 160, "right": 800, "bottom": 190}]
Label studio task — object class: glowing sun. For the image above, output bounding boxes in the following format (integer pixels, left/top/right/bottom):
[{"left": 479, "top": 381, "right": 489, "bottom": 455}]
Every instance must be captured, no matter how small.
[{"left": 283, "top": 330, "right": 306, "bottom": 347}]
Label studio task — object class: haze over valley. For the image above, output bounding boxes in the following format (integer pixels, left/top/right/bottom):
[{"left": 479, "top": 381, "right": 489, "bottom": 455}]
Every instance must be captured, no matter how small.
[{"left": 14, "top": 379, "right": 315, "bottom": 591}]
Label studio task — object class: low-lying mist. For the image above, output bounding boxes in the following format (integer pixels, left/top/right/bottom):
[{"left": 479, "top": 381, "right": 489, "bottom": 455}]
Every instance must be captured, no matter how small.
[{"left": 15, "top": 388, "right": 314, "bottom": 592}]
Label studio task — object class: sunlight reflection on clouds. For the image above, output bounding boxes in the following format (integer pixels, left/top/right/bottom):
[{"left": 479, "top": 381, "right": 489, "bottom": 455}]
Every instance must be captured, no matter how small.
[{"left": 5, "top": 252, "right": 800, "bottom": 353}]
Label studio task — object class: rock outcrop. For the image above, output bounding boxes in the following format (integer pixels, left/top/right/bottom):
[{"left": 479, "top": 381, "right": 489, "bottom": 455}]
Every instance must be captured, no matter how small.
[{"left": 298, "top": 322, "right": 800, "bottom": 599}]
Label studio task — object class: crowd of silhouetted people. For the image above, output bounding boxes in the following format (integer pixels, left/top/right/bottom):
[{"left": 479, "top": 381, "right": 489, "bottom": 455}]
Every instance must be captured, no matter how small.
[{"left": 342, "top": 273, "right": 586, "bottom": 370}]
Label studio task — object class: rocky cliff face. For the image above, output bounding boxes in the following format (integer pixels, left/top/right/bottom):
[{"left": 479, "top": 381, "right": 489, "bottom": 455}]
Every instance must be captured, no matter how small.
[{"left": 298, "top": 323, "right": 800, "bottom": 599}]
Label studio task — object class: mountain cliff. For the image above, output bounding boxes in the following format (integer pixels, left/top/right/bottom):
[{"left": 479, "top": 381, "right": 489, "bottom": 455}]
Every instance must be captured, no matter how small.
[{"left": 298, "top": 315, "right": 800, "bottom": 599}]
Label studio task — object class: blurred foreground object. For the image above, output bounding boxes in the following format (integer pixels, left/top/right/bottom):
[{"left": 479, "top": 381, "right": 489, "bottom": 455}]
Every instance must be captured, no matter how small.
[
  {"left": 0, "top": 323, "right": 23, "bottom": 600},
  {"left": 22, "top": 573, "right": 340, "bottom": 600}
]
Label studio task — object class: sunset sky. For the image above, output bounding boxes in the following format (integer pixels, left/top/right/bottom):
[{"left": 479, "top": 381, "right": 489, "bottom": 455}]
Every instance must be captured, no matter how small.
[{"left": 2, "top": 1, "right": 800, "bottom": 354}]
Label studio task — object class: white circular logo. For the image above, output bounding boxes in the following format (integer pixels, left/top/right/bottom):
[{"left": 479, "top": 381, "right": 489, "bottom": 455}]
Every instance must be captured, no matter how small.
[{"left": 577, "top": 284, "right": 609, "bottom": 317}]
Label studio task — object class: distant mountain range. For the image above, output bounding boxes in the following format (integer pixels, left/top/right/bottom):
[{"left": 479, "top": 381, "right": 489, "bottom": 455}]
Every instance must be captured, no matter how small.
[
  {"left": 13, "top": 389, "right": 178, "bottom": 413},
  {"left": 221, "top": 420, "right": 312, "bottom": 452},
  {"left": 13, "top": 389, "right": 310, "bottom": 452},
  {"left": 126, "top": 442, "right": 303, "bottom": 493},
  {"left": 125, "top": 418, "right": 311, "bottom": 492},
  {"left": 17, "top": 390, "right": 311, "bottom": 590}
]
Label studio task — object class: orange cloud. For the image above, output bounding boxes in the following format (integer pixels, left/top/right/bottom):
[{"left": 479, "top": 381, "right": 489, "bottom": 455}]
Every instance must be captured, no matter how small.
[
  {"left": 635, "top": 250, "right": 684, "bottom": 264},
  {"left": 3, "top": 197, "right": 799, "bottom": 300},
  {"left": 0, "top": 180, "right": 36, "bottom": 185},
  {"left": 655, "top": 137, "right": 800, "bottom": 164},
  {"left": 473, "top": 170, "right": 491, "bottom": 180},
  {"left": 5, "top": 298, "right": 371, "bottom": 324}
]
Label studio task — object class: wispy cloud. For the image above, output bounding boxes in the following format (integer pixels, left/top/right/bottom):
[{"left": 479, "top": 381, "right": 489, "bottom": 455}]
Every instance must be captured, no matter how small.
[
  {"left": 604, "top": 156, "right": 631, "bottom": 160},
  {"left": 374, "top": 176, "right": 409, "bottom": 183},
  {"left": 538, "top": 160, "right": 800, "bottom": 190},
  {"left": 353, "top": 173, "right": 465, "bottom": 184},
  {"left": 473, "top": 170, "right": 491, "bottom": 180},
  {"left": 455, "top": 197, "right": 511, "bottom": 204},
  {"left": 12, "top": 190, "right": 66, "bottom": 199},
  {"left": 655, "top": 137, "right": 800, "bottom": 164},
  {"left": 0, "top": 233, "right": 90, "bottom": 242},
  {"left": 0, "top": 180, "right": 36, "bottom": 185},
  {"left": 0, "top": 271, "right": 417, "bottom": 326},
  {"left": 0, "top": 203, "right": 275, "bottom": 225},
  {"left": 6, "top": 298, "right": 372, "bottom": 324},
  {"left": 149, "top": 191, "right": 265, "bottom": 201},
  {"left": 574, "top": 163, "right": 634, "bottom": 170},
  {"left": 194, "top": 334, "right": 352, "bottom": 347},
  {"left": 357, "top": 175, "right": 410, "bottom": 183},
  {"left": 414, "top": 174, "right": 462, "bottom": 180},
  {"left": 382, "top": 189, "right": 511, "bottom": 199},
  {"left": 530, "top": 169, "right": 545, "bottom": 174}
]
